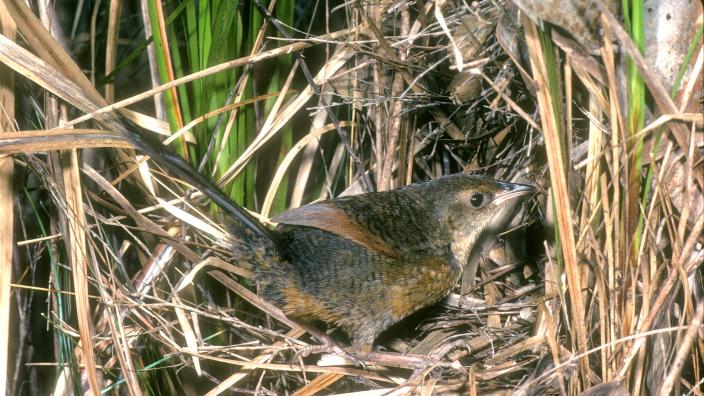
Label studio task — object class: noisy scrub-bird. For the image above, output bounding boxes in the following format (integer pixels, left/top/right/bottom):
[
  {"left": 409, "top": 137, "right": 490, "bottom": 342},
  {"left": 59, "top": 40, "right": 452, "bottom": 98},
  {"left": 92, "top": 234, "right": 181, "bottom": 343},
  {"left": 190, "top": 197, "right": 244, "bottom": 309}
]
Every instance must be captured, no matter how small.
[{"left": 119, "top": 117, "right": 535, "bottom": 357}]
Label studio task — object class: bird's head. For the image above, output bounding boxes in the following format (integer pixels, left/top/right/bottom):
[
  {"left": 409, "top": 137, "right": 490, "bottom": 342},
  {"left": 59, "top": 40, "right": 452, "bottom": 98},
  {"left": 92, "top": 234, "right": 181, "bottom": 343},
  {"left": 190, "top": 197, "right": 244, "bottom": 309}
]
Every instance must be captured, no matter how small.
[{"left": 407, "top": 174, "right": 535, "bottom": 264}]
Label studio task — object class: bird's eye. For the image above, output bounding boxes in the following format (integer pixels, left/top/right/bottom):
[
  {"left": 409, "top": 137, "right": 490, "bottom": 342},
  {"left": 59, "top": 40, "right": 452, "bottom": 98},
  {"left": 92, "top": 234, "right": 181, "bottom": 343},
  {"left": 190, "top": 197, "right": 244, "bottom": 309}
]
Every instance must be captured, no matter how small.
[{"left": 470, "top": 193, "right": 485, "bottom": 208}]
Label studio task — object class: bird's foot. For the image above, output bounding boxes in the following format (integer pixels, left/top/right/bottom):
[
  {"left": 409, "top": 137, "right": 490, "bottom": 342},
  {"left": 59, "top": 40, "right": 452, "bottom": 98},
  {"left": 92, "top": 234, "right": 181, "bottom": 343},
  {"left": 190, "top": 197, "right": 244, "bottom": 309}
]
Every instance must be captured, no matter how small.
[
  {"left": 316, "top": 348, "right": 452, "bottom": 371},
  {"left": 363, "top": 351, "right": 454, "bottom": 370},
  {"left": 290, "top": 339, "right": 366, "bottom": 369}
]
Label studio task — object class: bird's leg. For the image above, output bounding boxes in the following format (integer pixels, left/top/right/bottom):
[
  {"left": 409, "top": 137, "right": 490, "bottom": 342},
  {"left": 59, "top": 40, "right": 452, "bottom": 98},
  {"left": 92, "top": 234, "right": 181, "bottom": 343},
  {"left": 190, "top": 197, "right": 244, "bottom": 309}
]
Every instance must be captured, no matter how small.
[
  {"left": 351, "top": 336, "right": 461, "bottom": 369},
  {"left": 362, "top": 350, "right": 453, "bottom": 370},
  {"left": 350, "top": 334, "right": 447, "bottom": 369},
  {"left": 291, "top": 324, "right": 452, "bottom": 370},
  {"left": 288, "top": 321, "right": 365, "bottom": 367}
]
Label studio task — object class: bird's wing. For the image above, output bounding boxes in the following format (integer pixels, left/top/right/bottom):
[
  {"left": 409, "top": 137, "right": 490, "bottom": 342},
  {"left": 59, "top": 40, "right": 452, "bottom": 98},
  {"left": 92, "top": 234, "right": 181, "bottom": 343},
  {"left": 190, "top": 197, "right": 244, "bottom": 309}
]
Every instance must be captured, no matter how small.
[
  {"left": 271, "top": 201, "right": 401, "bottom": 258},
  {"left": 270, "top": 190, "right": 449, "bottom": 259}
]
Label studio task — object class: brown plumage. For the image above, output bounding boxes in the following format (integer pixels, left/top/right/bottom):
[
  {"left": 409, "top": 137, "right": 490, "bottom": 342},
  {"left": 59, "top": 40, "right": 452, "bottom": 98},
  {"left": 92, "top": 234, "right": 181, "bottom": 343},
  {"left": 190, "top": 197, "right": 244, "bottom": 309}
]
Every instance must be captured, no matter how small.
[
  {"left": 255, "top": 174, "right": 535, "bottom": 354},
  {"left": 119, "top": 118, "right": 533, "bottom": 356}
]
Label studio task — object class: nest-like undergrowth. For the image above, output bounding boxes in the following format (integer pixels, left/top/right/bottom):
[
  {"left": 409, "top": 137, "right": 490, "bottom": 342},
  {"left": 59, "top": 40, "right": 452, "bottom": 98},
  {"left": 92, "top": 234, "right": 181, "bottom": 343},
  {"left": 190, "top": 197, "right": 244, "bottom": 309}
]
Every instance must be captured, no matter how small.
[{"left": 1, "top": 0, "right": 702, "bottom": 395}]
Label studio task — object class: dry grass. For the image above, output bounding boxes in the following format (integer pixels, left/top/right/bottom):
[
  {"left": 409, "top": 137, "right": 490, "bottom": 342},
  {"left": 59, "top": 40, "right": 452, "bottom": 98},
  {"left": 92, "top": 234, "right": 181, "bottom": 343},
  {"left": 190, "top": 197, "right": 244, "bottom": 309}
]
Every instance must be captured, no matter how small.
[{"left": 0, "top": 0, "right": 702, "bottom": 394}]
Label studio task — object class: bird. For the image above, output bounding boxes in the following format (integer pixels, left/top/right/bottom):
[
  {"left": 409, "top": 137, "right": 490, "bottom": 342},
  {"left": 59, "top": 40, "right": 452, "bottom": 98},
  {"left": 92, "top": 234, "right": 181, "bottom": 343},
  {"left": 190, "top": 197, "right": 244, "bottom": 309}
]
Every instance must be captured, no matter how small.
[
  {"left": 264, "top": 174, "right": 535, "bottom": 355},
  {"left": 118, "top": 117, "right": 535, "bottom": 357}
]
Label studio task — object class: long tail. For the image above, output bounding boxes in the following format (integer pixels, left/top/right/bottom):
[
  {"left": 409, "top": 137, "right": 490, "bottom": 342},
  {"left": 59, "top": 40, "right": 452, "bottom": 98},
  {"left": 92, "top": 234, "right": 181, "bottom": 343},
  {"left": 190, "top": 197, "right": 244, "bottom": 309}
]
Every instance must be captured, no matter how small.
[{"left": 116, "top": 115, "right": 274, "bottom": 243}]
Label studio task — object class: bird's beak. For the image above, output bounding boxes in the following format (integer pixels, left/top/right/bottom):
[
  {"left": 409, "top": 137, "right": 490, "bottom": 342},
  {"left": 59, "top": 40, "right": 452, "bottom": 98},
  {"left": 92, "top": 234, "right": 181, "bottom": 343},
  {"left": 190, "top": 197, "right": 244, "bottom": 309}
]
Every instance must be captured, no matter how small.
[{"left": 492, "top": 182, "right": 536, "bottom": 206}]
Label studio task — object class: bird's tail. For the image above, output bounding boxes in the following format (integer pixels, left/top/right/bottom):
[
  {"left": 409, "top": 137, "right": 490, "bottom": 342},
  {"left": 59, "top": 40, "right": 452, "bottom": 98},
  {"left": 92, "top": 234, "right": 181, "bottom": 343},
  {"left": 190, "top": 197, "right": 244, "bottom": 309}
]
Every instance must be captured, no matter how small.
[
  {"left": 117, "top": 114, "right": 274, "bottom": 243},
  {"left": 116, "top": 113, "right": 295, "bottom": 304}
]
